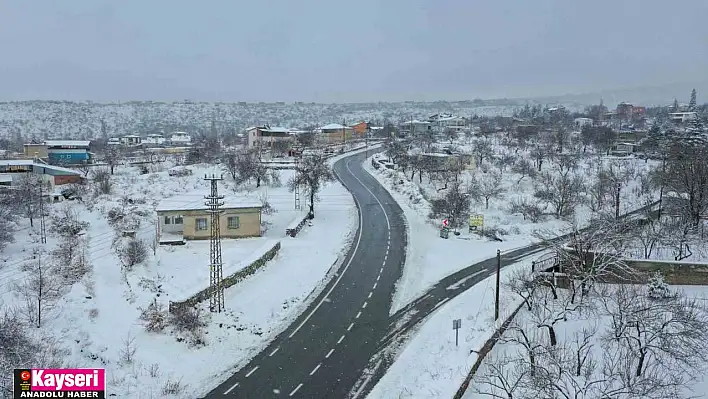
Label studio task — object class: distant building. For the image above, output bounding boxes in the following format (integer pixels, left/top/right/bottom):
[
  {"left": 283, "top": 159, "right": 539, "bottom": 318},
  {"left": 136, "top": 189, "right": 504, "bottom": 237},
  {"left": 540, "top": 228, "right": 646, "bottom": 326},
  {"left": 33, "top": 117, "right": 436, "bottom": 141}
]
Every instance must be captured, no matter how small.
[
  {"left": 120, "top": 135, "right": 142, "bottom": 146},
  {"left": 246, "top": 126, "right": 295, "bottom": 149},
  {"left": 169, "top": 132, "right": 192, "bottom": 146},
  {"left": 0, "top": 160, "right": 83, "bottom": 201},
  {"left": 350, "top": 121, "right": 369, "bottom": 138},
  {"left": 318, "top": 123, "right": 354, "bottom": 144},
  {"left": 428, "top": 114, "right": 467, "bottom": 132},
  {"left": 143, "top": 134, "right": 166, "bottom": 146},
  {"left": 155, "top": 199, "right": 263, "bottom": 243},
  {"left": 669, "top": 112, "right": 698, "bottom": 123},
  {"left": 23, "top": 140, "right": 91, "bottom": 165},
  {"left": 399, "top": 119, "right": 432, "bottom": 136},
  {"left": 574, "top": 118, "right": 594, "bottom": 129}
]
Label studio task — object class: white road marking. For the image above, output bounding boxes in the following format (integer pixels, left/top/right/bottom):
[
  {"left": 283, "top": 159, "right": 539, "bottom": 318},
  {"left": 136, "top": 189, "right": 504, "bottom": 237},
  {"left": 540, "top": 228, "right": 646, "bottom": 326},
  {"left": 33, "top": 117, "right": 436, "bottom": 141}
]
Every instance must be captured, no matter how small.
[
  {"left": 379, "top": 267, "right": 384, "bottom": 273},
  {"left": 376, "top": 275, "right": 380, "bottom": 281},
  {"left": 387, "top": 244, "right": 390, "bottom": 251},
  {"left": 223, "top": 382, "right": 239, "bottom": 395},
  {"left": 326, "top": 348, "right": 335, "bottom": 358},
  {"left": 347, "top": 322, "right": 354, "bottom": 331},
  {"left": 337, "top": 335, "right": 345, "bottom": 344},
  {"left": 356, "top": 311, "right": 362, "bottom": 319},
  {"left": 362, "top": 301, "right": 368, "bottom": 309},
  {"left": 372, "top": 282, "right": 377, "bottom": 290},
  {"left": 310, "top": 363, "right": 321, "bottom": 376},
  {"left": 368, "top": 292, "right": 372, "bottom": 298},
  {"left": 269, "top": 347, "right": 280, "bottom": 357},
  {"left": 289, "top": 383, "right": 303, "bottom": 396},
  {"left": 288, "top": 158, "right": 390, "bottom": 339},
  {"left": 245, "top": 366, "right": 259, "bottom": 378}
]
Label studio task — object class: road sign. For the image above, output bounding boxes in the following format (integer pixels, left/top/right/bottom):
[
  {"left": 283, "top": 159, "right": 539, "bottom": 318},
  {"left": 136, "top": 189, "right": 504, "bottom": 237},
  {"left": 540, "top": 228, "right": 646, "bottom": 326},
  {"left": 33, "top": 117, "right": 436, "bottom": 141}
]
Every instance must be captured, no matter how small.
[
  {"left": 453, "top": 319, "right": 462, "bottom": 347},
  {"left": 469, "top": 215, "right": 484, "bottom": 231},
  {"left": 442, "top": 218, "right": 449, "bottom": 227}
]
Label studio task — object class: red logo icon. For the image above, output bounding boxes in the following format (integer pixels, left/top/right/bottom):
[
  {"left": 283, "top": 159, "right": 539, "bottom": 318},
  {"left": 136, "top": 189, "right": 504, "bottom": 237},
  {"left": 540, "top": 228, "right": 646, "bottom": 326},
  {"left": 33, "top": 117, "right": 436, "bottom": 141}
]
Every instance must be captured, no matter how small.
[{"left": 20, "top": 371, "right": 30, "bottom": 381}]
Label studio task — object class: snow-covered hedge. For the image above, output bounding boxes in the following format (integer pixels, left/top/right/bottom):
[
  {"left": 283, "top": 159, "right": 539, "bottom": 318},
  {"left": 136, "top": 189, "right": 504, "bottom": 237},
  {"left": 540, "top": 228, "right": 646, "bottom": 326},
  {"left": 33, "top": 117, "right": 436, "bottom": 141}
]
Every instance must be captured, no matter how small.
[{"left": 168, "top": 241, "right": 281, "bottom": 312}]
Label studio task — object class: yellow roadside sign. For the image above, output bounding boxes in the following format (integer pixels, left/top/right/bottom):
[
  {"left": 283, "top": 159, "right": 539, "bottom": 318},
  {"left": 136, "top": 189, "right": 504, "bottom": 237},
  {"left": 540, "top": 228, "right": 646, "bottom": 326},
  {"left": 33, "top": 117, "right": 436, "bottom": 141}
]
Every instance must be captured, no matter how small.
[{"left": 469, "top": 214, "right": 484, "bottom": 228}]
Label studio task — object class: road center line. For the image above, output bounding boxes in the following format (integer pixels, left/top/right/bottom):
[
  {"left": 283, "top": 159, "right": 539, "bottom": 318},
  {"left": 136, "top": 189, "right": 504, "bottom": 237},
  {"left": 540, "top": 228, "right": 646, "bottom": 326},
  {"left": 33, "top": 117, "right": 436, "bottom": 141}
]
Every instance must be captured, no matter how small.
[
  {"left": 356, "top": 311, "right": 361, "bottom": 319},
  {"left": 376, "top": 275, "right": 380, "bottom": 281},
  {"left": 245, "top": 366, "right": 259, "bottom": 378},
  {"left": 373, "top": 282, "right": 377, "bottom": 289},
  {"left": 368, "top": 292, "right": 372, "bottom": 298},
  {"left": 347, "top": 322, "right": 354, "bottom": 331},
  {"left": 269, "top": 347, "right": 280, "bottom": 357},
  {"left": 326, "top": 348, "right": 335, "bottom": 358},
  {"left": 337, "top": 335, "right": 345, "bottom": 344},
  {"left": 289, "top": 383, "right": 303, "bottom": 396},
  {"left": 223, "top": 382, "right": 239, "bottom": 395},
  {"left": 310, "top": 363, "right": 321, "bottom": 376},
  {"left": 362, "top": 301, "right": 368, "bottom": 309}
]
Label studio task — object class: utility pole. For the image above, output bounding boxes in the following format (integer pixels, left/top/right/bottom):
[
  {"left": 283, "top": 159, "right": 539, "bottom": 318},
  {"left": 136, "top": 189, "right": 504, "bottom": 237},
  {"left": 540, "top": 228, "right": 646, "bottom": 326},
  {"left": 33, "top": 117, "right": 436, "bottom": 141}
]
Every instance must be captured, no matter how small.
[
  {"left": 342, "top": 118, "right": 346, "bottom": 146},
  {"left": 494, "top": 249, "right": 501, "bottom": 321},
  {"left": 204, "top": 174, "right": 225, "bottom": 313},
  {"left": 294, "top": 156, "right": 301, "bottom": 210},
  {"left": 38, "top": 176, "right": 47, "bottom": 244}
]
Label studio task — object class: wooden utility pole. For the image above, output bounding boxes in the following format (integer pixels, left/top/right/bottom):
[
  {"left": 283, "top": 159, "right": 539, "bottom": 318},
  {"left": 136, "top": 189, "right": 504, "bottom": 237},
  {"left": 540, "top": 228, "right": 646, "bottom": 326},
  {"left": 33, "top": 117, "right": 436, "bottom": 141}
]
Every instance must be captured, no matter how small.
[{"left": 494, "top": 249, "right": 501, "bottom": 321}]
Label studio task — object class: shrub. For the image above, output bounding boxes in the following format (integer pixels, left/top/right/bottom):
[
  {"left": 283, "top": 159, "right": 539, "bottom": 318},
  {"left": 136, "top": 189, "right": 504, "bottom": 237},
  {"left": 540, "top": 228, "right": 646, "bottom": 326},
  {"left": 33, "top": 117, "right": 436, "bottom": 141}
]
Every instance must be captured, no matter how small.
[{"left": 139, "top": 299, "right": 168, "bottom": 332}]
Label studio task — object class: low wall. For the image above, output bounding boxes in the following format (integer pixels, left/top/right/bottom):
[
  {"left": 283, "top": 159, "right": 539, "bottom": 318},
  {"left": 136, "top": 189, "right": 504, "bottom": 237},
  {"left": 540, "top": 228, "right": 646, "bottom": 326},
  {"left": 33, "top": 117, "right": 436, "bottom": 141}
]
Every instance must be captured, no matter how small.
[
  {"left": 168, "top": 241, "right": 281, "bottom": 312},
  {"left": 286, "top": 213, "right": 312, "bottom": 237}
]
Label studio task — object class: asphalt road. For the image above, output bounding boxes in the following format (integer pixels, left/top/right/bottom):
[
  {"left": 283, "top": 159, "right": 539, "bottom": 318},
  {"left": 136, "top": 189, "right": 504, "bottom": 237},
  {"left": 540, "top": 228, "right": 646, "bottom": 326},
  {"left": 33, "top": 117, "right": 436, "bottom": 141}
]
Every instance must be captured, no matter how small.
[{"left": 202, "top": 149, "right": 408, "bottom": 398}]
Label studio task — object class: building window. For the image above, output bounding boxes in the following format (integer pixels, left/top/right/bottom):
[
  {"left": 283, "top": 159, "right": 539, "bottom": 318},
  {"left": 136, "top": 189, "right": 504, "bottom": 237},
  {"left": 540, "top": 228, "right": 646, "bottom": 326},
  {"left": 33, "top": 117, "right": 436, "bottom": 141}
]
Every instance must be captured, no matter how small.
[
  {"left": 227, "top": 216, "right": 240, "bottom": 229},
  {"left": 164, "top": 216, "right": 171, "bottom": 225},
  {"left": 196, "top": 218, "right": 208, "bottom": 231},
  {"left": 174, "top": 216, "right": 183, "bottom": 225}
]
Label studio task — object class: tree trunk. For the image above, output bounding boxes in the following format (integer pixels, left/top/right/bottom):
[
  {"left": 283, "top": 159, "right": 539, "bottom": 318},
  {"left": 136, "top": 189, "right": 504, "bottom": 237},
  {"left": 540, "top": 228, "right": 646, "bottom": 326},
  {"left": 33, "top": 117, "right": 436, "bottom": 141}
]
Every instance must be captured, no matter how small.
[
  {"left": 485, "top": 197, "right": 490, "bottom": 209},
  {"left": 542, "top": 325, "right": 557, "bottom": 346},
  {"left": 615, "top": 184, "right": 621, "bottom": 219},
  {"left": 309, "top": 191, "right": 315, "bottom": 218},
  {"left": 636, "top": 350, "right": 646, "bottom": 377}
]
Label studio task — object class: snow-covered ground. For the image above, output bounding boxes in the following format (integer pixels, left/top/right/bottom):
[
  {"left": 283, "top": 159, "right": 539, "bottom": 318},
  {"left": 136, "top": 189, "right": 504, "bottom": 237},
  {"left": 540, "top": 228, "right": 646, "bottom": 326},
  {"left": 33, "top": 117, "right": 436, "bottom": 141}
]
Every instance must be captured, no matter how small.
[
  {"left": 366, "top": 257, "right": 537, "bottom": 399},
  {"left": 364, "top": 139, "right": 662, "bottom": 313},
  {"left": 465, "top": 284, "right": 708, "bottom": 399},
  {"left": 0, "top": 148, "right": 376, "bottom": 397}
]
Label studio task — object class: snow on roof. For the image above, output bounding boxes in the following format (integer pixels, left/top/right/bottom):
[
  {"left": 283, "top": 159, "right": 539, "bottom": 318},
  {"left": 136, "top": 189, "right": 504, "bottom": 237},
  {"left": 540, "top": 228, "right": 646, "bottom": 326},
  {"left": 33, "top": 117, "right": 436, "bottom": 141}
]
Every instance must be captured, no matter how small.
[
  {"left": 320, "top": 123, "right": 346, "bottom": 130},
  {"left": 0, "top": 159, "right": 34, "bottom": 166},
  {"left": 262, "top": 126, "right": 290, "bottom": 133},
  {"left": 44, "top": 140, "right": 91, "bottom": 147},
  {"left": 0, "top": 175, "right": 12, "bottom": 182},
  {"left": 156, "top": 197, "right": 262, "bottom": 212},
  {"left": 122, "top": 135, "right": 140, "bottom": 138}
]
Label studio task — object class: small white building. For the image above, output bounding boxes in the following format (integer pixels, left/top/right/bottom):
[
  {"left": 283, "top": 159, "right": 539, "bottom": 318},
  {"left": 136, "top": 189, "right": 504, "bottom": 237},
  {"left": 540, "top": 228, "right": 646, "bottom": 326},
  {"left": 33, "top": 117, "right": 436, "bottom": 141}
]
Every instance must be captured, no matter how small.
[
  {"left": 143, "top": 134, "right": 166, "bottom": 146},
  {"left": 169, "top": 132, "right": 192, "bottom": 146},
  {"left": 246, "top": 126, "right": 294, "bottom": 148},
  {"left": 669, "top": 112, "right": 697, "bottom": 123},
  {"left": 574, "top": 117, "right": 594, "bottom": 129},
  {"left": 399, "top": 119, "right": 432, "bottom": 136},
  {"left": 120, "top": 135, "right": 142, "bottom": 146},
  {"left": 428, "top": 114, "right": 467, "bottom": 132},
  {"left": 107, "top": 138, "right": 121, "bottom": 146}
]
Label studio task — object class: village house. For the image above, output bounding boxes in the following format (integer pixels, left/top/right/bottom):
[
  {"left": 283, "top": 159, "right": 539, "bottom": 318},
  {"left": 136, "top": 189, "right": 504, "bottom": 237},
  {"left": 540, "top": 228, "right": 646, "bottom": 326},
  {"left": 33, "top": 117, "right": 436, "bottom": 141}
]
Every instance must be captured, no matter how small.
[
  {"left": 318, "top": 123, "right": 354, "bottom": 144},
  {"left": 156, "top": 199, "right": 263, "bottom": 243},
  {"left": 428, "top": 114, "right": 467, "bottom": 132},
  {"left": 24, "top": 140, "right": 92, "bottom": 165},
  {"left": 246, "top": 125, "right": 295, "bottom": 149},
  {"left": 0, "top": 159, "right": 83, "bottom": 202},
  {"left": 169, "top": 132, "right": 192, "bottom": 146},
  {"left": 349, "top": 121, "right": 369, "bottom": 138},
  {"left": 143, "top": 134, "right": 166, "bottom": 146}
]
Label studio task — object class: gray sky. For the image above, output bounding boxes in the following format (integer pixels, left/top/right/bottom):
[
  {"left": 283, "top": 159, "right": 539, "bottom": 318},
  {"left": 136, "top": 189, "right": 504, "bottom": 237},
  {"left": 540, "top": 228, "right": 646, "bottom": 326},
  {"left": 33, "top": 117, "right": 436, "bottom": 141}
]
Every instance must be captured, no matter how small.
[{"left": 1, "top": 0, "right": 706, "bottom": 103}]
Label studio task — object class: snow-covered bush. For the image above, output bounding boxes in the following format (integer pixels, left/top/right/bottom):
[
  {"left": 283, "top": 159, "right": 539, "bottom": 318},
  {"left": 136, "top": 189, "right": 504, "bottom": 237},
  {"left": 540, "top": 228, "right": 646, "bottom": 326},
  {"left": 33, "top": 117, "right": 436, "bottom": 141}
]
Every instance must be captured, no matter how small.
[
  {"left": 139, "top": 299, "right": 168, "bottom": 332},
  {"left": 647, "top": 271, "right": 672, "bottom": 300}
]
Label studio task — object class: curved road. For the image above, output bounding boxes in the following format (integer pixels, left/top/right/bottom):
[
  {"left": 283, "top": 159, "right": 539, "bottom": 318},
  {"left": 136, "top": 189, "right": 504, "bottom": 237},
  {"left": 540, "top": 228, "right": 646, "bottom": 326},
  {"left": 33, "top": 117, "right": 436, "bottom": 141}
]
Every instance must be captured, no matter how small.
[{"left": 203, "top": 149, "right": 408, "bottom": 398}]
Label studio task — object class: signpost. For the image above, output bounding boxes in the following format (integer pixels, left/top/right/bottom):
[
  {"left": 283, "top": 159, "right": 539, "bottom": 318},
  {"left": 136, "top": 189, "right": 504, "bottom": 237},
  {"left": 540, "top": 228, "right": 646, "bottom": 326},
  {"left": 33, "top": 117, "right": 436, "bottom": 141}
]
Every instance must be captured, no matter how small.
[
  {"left": 453, "top": 319, "right": 462, "bottom": 346},
  {"left": 469, "top": 214, "right": 484, "bottom": 232},
  {"left": 440, "top": 219, "right": 450, "bottom": 239}
]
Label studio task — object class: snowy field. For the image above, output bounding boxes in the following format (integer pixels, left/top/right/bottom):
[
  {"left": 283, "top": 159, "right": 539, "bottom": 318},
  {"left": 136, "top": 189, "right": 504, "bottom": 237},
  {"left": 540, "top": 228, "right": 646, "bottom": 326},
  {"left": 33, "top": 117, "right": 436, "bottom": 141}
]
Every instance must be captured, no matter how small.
[
  {"left": 366, "top": 257, "right": 537, "bottom": 399},
  {"left": 364, "top": 137, "right": 658, "bottom": 314},
  {"left": 465, "top": 283, "right": 708, "bottom": 398},
  {"left": 0, "top": 147, "right": 376, "bottom": 397}
]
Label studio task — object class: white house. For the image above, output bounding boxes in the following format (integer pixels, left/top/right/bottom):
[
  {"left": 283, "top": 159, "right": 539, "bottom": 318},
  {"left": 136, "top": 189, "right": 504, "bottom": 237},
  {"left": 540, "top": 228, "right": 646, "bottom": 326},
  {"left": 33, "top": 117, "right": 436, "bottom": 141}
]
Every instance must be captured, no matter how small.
[
  {"left": 246, "top": 126, "right": 295, "bottom": 148},
  {"left": 574, "top": 117, "right": 594, "bottom": 129},
  {"left": 669, "top": 112, "right": 697, "bottom": 123},
  {"left": 120, "top": 135, "right": 142, "bottom": 146},
  {"left": 399, "top": 119, "right": 432, "bottom": 136},
  {"left": 428, "top": 114, "right": 467, "bottom": 132},
  {"left": 169, "top": 132, "right": 192, "bottom": 146},
  {"left": 143, "top": 134, "right": 166, "bottom": 146}
]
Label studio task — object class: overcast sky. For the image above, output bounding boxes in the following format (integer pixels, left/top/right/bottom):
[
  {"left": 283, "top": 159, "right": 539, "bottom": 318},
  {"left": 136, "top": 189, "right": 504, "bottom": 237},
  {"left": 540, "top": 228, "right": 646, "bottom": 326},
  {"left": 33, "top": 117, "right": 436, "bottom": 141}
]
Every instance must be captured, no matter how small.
[{"left": 0, "top": 0, "right": 706, "bottom": 103}]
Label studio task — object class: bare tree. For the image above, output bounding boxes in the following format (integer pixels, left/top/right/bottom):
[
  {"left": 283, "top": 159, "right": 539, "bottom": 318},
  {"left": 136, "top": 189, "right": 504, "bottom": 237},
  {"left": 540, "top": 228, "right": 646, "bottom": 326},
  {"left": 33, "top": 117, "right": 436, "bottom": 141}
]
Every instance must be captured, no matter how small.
[
  {"left": 221, "top": 150, "right": 238, "bottom": 180},
  {"left": 507, "top": 196, "right": 545, "bottom": 222},
  {"left": 511, "top": 158, "right": 536, "bottom": 183},
  {"left": 233, "top": 149, "right": 269, "bottom": 187},
  {"left": 17, "top": 249, "right": 63, "bottom": 328},
  {"left": 90, "top": 168, "right": 112, "bottom": 195},
  {"left": 116, "top": 238, "right": 148, "bottom": 271},
  {"left": 657, "top": 141, "right": 708, "bottom": 226},
  {"left": 473, "top": 169, "right": 506, "bottom": 209},
  {"left": 103, "top": 146, "right": 123, "bottom": 175},
  {"left": 287, "top": 155, "right": 335, "bottom": 218},
  {"left": 493, "top": 152, "right": 516, "bottom": 173},
  {"left": 600, "top": 159, "right": 638, "bottom": 219},
  {"left": 11, "top": 174, "right": 47, "bottom": 227},
  {"left": 472, "top": 352, "right": 530, "bottom": 398},
  {"left": 271, "top": 140, "right": 291, "bottom": 157},
  {"left": 444, "top": 127, "right": 458, "bottom": 143},
  {"left": 429, "top": 182, "right": 471, "bottom": 231},
  {"left": 472, "top": 137, "right": 494, "bottom": 165},
  {"left": 0, "top": 189, "right": 17, "bottom": 252},
  {"left": 534, "top": 167, "right": 585, "bottom": 218}
]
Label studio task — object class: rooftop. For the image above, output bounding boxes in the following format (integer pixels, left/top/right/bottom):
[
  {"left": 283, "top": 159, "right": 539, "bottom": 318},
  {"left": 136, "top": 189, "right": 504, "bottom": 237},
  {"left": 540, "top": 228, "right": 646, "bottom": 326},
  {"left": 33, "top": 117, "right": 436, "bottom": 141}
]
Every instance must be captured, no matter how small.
[
  {"left": 0, "top": 159, "right": 81, "bottom": 175},
  {"left": 320, "top": 123, "right": 346, "bottom": 130},
  {"left": 44, "top": 140, "right": 91, "bottom": 147},
  {"left": 156, "top": 197, "right": 262, "bottom": 212}
]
